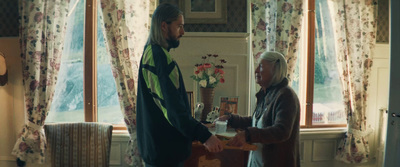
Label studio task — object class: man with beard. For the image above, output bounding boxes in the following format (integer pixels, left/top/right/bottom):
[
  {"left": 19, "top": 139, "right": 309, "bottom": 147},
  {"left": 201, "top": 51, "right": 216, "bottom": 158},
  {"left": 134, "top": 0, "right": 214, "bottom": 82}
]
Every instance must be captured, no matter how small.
[{"left": 136, "top": 3, "right": 223, "bottom": 167}]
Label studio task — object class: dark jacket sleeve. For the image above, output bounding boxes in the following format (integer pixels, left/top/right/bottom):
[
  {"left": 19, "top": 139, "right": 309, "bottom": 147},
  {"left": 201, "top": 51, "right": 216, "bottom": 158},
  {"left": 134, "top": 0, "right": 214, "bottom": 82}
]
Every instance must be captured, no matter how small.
[
  {"left": 247, "top": 88, "right": 300, "bottom": 144},
  {"left": 154, "top": 47, "right": 211, "bottom": 143},
  {"left": 228, "top": 114, "right": 252, "bottom": 130}
]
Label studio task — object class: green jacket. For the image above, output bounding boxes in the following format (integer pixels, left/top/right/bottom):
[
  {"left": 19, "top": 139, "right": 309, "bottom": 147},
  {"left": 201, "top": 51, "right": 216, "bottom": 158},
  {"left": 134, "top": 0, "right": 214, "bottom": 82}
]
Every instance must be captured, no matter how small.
[{"left": 136, "top": 44, "right": 211, "bottom": 165}]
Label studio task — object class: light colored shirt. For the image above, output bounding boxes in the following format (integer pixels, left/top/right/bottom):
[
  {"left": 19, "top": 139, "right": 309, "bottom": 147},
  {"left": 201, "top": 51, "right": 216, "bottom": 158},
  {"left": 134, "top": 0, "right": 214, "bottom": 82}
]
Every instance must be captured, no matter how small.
[{"left": 248, "top": 112, "right": 264, "bottom": 167}]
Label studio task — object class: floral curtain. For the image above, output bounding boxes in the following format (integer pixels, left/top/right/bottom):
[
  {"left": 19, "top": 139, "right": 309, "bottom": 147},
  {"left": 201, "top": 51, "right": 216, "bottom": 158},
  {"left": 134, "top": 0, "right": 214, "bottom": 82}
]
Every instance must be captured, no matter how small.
[
  {"left": 328, "top": 0, "right": 377, "bottom": 163},
  {"left": 251, "top": 0, "right": 304, "bottom": 82},
  {"left": 100, "top": 0, "right": 149, "bottom": 166},
  {"left": 12, "top": 0, "right": 71, "bottom": 164}
]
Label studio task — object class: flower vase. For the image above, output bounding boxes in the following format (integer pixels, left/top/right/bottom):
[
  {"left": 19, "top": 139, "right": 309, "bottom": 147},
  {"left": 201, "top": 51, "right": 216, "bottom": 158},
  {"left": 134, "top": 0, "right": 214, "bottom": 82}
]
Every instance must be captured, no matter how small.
[{"left": 199, "top": 87, "right": 215, "bottom": 122}]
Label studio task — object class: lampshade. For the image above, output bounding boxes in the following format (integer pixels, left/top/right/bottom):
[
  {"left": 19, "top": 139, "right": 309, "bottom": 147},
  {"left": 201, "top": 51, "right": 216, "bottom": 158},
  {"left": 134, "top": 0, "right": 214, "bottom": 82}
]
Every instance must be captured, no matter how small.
[{"left": 0, "top": 52, "right": 7, "bottom": 86}]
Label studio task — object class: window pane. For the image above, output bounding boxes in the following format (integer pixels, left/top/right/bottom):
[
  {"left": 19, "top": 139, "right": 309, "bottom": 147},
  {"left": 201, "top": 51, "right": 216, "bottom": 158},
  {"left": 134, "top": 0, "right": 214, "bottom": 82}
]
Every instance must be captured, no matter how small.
[
  {"left": 47, "top": 0, "right": 85, "bottom": 122},
  {"left": 293, "top": 12, "right": 308, "bottom": 126},
  {"left": 292, "top": 55, "right": 300, "bottom": 98},
  {"left": 313, "top": 0, "right": 346, "bottom": 125},
  {"left": 96, "top": 7, "right": 124, "bottom": 124},
  {"left": 292, "top": 40, "right": 305, "bottom": 126}
]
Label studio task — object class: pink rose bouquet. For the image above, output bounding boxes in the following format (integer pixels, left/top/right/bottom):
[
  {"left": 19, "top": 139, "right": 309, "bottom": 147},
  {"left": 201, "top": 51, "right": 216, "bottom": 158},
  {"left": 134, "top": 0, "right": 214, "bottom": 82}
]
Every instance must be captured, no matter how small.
[{"left": 191, "top": 54, "right": 227, "bottom": 88}]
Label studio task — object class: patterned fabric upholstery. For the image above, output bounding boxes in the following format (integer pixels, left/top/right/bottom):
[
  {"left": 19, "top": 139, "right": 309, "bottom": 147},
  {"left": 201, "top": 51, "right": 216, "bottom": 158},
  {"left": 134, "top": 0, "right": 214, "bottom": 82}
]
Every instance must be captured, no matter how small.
[{"left": 44, "top": 123, "right": 113, "bottom": 167}]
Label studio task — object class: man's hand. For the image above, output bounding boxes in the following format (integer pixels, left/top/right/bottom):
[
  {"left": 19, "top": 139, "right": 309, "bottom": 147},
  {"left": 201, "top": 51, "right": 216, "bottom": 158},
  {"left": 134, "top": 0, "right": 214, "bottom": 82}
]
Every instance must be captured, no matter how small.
[{"left": 203, "top": 135, "right": 224, "bottom": 153}]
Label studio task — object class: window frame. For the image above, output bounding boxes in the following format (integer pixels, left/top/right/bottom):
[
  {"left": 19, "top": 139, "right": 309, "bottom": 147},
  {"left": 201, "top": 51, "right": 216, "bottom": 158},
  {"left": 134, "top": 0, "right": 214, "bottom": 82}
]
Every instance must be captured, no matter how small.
[
  {"left": 81, "top": 0, "right": 157, "bottom": 131},
  {"left": 84, "top": 0, "right": 97, "bottom": 123},
  {"left": 302, "top": 0, "right": 346, "bottom": 128},
  {"left": 81, "top": 0, "right": 345, "bottom": 129},
  {"left": 83, "top": 0, "right": 127, "bottom": 130}
]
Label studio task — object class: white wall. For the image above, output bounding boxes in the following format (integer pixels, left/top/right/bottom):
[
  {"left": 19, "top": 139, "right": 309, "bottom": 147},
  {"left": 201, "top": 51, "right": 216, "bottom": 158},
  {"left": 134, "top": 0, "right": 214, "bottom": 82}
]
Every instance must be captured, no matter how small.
[
  {"left": 0, "top": 37, "right": 24, "bottom": 167},
  {"left": 170, "top": 32, "right": 250, "bottom": 116},
  {"left": 0, "top": 38, "right": 390, "bottom": 167}
]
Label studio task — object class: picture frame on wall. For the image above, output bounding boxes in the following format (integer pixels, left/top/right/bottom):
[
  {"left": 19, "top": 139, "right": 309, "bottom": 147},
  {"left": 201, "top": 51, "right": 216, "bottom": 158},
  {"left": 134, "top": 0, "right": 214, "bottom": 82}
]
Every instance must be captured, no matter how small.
[
  {"left": 219, "top": 96, "right": 239, "bottom": 116},
  {"left": 179, "top": 0, "right": 227, "bottom": 24}
]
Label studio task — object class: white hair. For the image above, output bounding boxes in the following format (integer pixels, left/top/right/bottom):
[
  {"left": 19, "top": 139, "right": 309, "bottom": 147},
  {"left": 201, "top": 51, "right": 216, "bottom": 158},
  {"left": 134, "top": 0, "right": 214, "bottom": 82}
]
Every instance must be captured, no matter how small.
[{"left": 258, "top": 51, "right": 287, "bottom": 86}]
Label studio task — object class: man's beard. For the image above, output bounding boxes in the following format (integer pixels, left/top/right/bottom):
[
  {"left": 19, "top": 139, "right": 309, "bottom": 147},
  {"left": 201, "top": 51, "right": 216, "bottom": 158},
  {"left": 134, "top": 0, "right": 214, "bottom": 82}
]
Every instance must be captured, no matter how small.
[
  {"left": 166, "top": 36, "right": 180, "bottom": 49},
  {"left": 166, "top": 28, "right": 181, "bottom": 49}
]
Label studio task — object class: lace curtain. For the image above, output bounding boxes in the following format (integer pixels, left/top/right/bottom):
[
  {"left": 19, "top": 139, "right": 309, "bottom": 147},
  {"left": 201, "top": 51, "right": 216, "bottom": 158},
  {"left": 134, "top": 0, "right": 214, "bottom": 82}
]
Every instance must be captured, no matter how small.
[
  {"left": 100, "top": 0, "right": 149, "bottom": 166},
  {"left": 12, "top": 0, "right": 71, "bottom": 164},
  {"left": 251, "top": 0, "right": 304, "bottom": 82},
  {"left": 328, "top": 0, "right": 377, "bottom": 163}
]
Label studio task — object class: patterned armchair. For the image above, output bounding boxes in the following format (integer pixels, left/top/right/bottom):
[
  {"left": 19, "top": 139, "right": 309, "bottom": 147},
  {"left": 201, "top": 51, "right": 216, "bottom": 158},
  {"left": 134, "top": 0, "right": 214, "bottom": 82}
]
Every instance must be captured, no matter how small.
[{"left": 44, "top": 122, "right": 113, "bottom": 167}]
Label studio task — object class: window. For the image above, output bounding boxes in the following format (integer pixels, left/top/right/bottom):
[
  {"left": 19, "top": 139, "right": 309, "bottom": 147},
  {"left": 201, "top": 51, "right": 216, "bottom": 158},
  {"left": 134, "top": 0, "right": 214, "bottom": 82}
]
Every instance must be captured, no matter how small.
[
  {"left": 292, "top": 0, "right": 346, "bottom": 128},
  {"left": 46, "top": 0, "right": 125, "bottom": 128}
]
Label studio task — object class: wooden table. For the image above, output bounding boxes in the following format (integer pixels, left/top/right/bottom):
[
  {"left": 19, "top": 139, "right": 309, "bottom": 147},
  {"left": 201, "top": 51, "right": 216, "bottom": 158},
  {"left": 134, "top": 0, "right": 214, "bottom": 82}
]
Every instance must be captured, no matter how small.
[
  {"left": 184, "top": 127, "right": 250, "bottom": 167},
  {"left": 184, "top": 142, "right": 249, "bottom": 167}
]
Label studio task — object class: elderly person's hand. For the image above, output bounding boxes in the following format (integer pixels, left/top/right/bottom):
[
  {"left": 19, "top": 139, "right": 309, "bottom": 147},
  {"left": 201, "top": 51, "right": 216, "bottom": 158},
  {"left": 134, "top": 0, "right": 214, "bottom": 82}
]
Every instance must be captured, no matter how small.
[
  {"left": 228, "top": 130, "right": 246, "bottom": 147},
  {"left": 217, "top": 114, "right": 231, "bottom": 122},
  {"left": 210, "top": 114, "right": 231, "bottom": 128}
]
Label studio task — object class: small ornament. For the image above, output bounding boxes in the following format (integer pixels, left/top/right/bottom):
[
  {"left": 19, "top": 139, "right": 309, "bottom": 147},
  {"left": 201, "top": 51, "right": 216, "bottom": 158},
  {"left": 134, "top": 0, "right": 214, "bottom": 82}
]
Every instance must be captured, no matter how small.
[
  {"left": 206, "top": 106, "right": 220, "bottom": 123},
  {"left": 194, "top": 102, "right": 204, "bottom": 121}
]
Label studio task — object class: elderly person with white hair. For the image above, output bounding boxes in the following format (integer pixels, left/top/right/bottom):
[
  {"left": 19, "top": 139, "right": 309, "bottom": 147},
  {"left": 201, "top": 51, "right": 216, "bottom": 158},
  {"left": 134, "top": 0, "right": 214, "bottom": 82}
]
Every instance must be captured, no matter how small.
[{"left": 218, "top": 51, "right": 300, "bottom": 167}]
